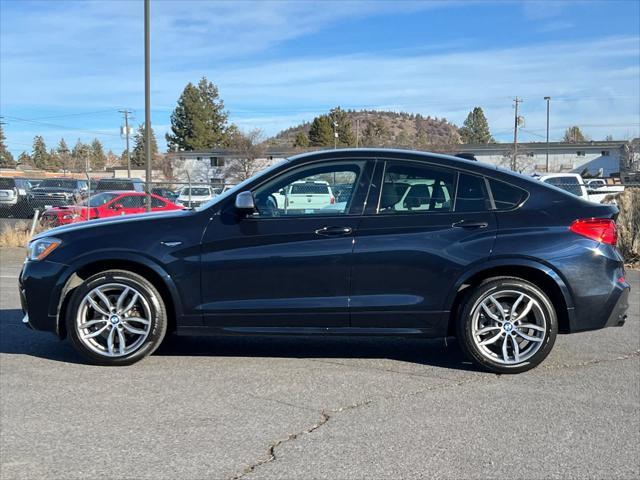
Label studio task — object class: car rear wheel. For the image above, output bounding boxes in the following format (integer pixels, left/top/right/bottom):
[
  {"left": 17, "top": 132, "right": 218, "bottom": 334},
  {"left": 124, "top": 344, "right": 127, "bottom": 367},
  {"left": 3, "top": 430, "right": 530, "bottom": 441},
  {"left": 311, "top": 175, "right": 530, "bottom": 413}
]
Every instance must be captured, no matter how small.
[
  {"left": 66, "top": 270, "right": 167, "bottom": 366},
  {"left": 456, "top": 277, "right": 557, "bottom": 374}
]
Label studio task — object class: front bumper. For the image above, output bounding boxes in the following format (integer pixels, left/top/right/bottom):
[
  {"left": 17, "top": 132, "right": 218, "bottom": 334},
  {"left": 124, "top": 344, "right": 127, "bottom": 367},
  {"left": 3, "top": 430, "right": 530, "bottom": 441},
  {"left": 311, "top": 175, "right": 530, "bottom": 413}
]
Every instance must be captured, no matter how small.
[{"left": 19, "top": 258, "right": 69, "bottom": 335}]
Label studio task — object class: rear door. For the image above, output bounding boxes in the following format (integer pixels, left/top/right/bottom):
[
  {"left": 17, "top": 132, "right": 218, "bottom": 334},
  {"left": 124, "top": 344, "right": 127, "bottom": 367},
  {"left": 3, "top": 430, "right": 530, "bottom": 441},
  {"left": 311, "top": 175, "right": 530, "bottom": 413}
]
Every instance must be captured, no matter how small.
[{"left": 350, "top": 159, "right": 497, "bottom": 333}]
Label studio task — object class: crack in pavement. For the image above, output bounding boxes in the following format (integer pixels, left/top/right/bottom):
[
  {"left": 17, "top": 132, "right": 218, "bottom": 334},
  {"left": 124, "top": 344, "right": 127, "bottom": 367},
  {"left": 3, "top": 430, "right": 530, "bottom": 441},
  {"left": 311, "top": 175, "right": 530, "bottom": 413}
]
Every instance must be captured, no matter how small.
[
  {"left": 224, "top": 349, "right": 639, "bottom": 480},
  {"left": 226, "top": 399, "right": 372, "bottom": 480}
]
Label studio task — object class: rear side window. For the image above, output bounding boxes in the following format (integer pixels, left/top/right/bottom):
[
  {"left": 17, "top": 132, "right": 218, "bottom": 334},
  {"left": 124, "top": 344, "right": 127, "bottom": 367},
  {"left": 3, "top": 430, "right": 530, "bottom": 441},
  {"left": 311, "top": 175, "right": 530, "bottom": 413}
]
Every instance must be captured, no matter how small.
[
  {"left": 151, "top": 197, "right": 165, "bottom": 208},
  {"left": 290, "top": 183, "right": 330, "bottom": 195},
  {"left": 377, "top": 162, "right": 455, "bottom": 214},
  {"left": 489, "top": 179, "right": 527, "bottom": 210},
  {"left": 455, "top": 173, "right": 490, "bottom": 212}
]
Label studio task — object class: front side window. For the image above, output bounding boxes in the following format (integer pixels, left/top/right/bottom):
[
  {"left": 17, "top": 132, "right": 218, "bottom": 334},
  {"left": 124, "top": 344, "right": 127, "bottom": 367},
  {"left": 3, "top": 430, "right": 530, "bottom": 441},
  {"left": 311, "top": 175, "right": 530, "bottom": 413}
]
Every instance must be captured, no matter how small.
[
  {"left": 253, "top": 162, "right": 364, "bottom": 217},
  {"left": 150, "top": 197, "right": 165, "bottom": 208},
  {"left": 377, "top": 162, "right": 455, "bottom": 214},
  {"left": 455, "top": 173, "right": 491, "bottom": 212}
]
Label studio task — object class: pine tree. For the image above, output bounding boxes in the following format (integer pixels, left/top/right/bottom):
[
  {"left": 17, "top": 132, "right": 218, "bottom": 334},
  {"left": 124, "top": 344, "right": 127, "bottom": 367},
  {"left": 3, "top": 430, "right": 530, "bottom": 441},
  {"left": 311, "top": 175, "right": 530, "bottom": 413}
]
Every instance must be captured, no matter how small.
[
  {"left": 57, "top": 138, "right": 71, "bottom": 173},
  {"left": 32, "top": 136, "right": 50, "bottom": 170},
  {"left": 131, "top": 124, "right": 159, "bottom": 167},
  {"left": 563, "top": 126, "right": 586, "bottom": 143},
  {"left": 308, "top": 115, "right": 334, "bottom": 147},
  {"left": 90, "top": 139, "right": 107, "bottom": 170},
  {"left": 329, "top": 107, "right": 355, "bottom": 147},
  {"left": 293, "top": 131, "right": 309, "bottom": 148},
  {"left": 17, "top": 151, "right": 33, "bottom": 168},
  {"left": 0, "top": 124, "right": 15, "bottom": 167},
  {"left": 166, "top": 77, "right": 230, "bottom": 151},
  {"left": 71, "top": 139, "right": 90, "bottom": 172},
  {"left": 459, "top": 107, "right": 494, "bottom": 144}
]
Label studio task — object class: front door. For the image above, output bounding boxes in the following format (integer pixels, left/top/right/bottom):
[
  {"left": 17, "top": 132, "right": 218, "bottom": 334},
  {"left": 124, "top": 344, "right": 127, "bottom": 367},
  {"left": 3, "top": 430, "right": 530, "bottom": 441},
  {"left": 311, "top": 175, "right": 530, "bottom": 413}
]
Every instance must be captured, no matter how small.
[
  {"left": 200, "top": 159, "right": 373, "bottom": 328},
  {"left": 350, "top": 160, "right": 497, "bottom": 333}
]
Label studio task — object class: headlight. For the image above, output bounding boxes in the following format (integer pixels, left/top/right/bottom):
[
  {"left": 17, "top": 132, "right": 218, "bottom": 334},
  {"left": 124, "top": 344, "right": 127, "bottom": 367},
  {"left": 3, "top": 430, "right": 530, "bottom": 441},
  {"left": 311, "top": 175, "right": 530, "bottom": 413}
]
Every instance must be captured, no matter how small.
[
  {"left": 28, "top": 237, "right": 62, "bottom": 261},
  {"left": 61, "top": 213, "right": 79, "bottom": 220}
]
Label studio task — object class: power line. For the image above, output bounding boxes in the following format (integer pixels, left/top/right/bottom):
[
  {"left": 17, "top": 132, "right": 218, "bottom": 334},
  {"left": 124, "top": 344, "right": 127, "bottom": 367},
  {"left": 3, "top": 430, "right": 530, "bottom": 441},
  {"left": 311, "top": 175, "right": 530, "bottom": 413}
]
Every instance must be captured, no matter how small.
[{"left": 3, "top": 115, "right": 120, "bottom": 137}]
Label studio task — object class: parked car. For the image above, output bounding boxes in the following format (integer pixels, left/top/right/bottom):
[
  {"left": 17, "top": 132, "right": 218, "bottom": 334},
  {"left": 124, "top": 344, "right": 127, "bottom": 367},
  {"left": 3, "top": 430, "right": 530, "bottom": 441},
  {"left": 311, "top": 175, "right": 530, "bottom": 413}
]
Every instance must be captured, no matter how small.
[
  {"left": 40, "top": 191, "right": 182, "bottom": 226},
  {"left": 95, "top": 178, "right": 145, "bottom": 193},
  {"left": 0, "top": 177, "right": 32, "bottom": 217},
  {"left": 538, "top": 173, "right": 624, "bottom": 204},
  {"left": 20, "top": 149, "right": 629, "bottom": 372},
  {"left": 175, "top": 186, "right": 215, "bottom": 208},
  {"left": 273, "top": 180, "right": 335, "bottom": 213},
  {"left": 27, "top": 178, "right": 88, "bottom": 212},
  {"left": 585, "top": 178, "right": 625, "bottom": 203}
]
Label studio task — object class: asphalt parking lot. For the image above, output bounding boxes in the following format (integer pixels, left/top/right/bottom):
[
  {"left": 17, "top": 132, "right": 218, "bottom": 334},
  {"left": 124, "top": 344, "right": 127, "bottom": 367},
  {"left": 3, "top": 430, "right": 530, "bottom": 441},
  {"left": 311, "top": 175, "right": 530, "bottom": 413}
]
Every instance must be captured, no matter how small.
[{"left": 1, "top": 247, "right": 638, "bottom": 480}]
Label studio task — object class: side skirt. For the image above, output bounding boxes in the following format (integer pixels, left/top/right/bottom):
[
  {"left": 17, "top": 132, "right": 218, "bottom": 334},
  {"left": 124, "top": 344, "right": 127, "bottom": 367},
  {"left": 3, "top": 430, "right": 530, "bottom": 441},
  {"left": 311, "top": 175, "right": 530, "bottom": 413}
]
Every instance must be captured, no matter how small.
[{"left": 176, "top": 326, "right": 438, "bottom": 338}]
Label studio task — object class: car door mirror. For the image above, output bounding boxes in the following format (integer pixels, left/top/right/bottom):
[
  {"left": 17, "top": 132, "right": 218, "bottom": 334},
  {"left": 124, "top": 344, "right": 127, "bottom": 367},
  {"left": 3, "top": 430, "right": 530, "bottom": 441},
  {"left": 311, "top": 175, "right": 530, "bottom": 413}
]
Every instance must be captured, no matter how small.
[
  {"left": 112, "top": 203, "right": 123, "bottom": 210},
  {"left": 235, "top": 191, "right": 256, "bottom": 213}
]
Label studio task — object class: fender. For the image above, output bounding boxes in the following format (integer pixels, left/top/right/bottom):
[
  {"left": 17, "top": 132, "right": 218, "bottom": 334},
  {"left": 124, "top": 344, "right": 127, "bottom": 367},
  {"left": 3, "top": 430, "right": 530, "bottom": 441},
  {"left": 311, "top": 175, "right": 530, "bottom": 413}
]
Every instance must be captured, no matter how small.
[
  {"left": 50, "top": 249, "right": 184, "bottom": 325},
  {"left": 442, "top": 255, "right": 576, "bottom": 313}
]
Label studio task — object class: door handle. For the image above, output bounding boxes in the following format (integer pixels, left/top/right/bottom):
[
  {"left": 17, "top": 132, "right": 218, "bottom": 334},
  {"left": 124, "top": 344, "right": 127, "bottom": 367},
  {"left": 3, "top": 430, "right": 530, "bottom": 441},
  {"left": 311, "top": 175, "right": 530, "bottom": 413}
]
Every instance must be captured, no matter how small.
[
  {"left": 315, "top": 226, "right": 353, "bottom": 236},
  {"left": 452, "top": 220, "right": 488, "bottom": 229}
]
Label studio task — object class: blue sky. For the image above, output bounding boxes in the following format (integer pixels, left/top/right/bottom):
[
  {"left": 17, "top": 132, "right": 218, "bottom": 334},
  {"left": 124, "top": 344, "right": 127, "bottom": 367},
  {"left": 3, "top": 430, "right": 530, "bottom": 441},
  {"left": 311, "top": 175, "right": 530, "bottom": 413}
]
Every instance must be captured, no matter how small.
[{"left": 1, "top": 0, "right": 639, "bottom": 156}]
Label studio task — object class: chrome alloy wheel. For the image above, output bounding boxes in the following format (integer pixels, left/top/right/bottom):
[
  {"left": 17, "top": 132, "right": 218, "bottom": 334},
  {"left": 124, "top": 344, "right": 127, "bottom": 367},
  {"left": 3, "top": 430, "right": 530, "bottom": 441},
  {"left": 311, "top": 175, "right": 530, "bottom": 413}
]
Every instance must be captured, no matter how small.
[
  {"left": 75, "top": 283, "right": 152, "bottom": 358},
  {"left": 470, "top": 289, "right": 547, "bottom": 365}
]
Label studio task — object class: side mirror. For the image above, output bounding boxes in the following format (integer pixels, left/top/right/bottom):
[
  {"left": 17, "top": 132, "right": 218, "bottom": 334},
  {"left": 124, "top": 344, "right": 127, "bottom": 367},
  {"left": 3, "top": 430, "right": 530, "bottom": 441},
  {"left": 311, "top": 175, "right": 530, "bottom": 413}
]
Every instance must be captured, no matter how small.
[
  {"left": 279, "top": 188, "right": 286, "bottom": 196},
  {"left": 112, "top": 203, "right": 124, "bottom": 210},
  {"left": 235, "top": 191, "right": 256, "bottom": 212}
]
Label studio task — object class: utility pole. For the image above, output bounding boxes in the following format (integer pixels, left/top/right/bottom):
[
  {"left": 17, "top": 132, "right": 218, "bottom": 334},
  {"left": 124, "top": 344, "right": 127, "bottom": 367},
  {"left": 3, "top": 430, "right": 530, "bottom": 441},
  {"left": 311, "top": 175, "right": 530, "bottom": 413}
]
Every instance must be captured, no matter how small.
[
  {"left": 544, "top": 97, "right": 551, "bottom": 172},
  {"left": 333, "top": 121, "right": 338, "bottom": 149},
  {"left": 144, "top": 0, "right": 152, "bottom": 212},
  {"left": 512, "top": 97, "right": 523, "bottom": 171},
  {"left": 119, "top": 109, "right": 132, "bottom": 177},
  {"left": 355, "top": 119, "right": 360, "bottom": 148}
]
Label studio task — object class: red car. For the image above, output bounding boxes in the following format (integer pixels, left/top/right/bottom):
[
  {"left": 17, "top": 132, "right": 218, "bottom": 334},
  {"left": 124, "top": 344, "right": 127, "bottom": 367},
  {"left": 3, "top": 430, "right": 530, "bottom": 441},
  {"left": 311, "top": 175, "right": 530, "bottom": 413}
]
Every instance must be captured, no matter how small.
[{"left": 41, "top": 191, "right": 182, "bottom": 226}]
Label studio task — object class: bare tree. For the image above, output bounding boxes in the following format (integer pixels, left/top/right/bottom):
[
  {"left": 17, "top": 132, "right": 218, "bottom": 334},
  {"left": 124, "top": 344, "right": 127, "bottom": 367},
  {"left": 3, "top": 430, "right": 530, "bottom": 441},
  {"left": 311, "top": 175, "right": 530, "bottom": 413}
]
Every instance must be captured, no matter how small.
[{"left": 223, "top": 129, "right": 269, "bottom": 183}]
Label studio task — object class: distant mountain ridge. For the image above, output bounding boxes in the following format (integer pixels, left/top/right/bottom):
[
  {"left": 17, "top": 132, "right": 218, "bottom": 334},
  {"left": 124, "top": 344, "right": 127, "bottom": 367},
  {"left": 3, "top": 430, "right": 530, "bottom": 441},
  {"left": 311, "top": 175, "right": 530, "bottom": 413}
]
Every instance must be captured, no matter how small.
[{"left": 268, "top": 110, "right": 461, "bottom": 150}]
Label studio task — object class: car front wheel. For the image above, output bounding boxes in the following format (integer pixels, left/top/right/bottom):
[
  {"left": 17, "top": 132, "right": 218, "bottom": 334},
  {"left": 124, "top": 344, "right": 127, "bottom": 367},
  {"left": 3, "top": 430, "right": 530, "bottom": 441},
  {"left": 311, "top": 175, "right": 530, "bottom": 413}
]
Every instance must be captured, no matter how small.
[
  {"left": 66, "top": 270, "right": 167, "bottom": 366},
  {"left": 456, "top": 277, "right": 558, "bottom": 374}
]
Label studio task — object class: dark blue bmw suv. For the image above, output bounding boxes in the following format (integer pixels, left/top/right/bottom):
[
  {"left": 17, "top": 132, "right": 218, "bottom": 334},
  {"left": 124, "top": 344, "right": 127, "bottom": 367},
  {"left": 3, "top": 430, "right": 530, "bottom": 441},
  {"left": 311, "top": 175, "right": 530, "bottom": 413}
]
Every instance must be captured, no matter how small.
[{"left": 20, "top": 149, "right": 630, "bottom": 373}]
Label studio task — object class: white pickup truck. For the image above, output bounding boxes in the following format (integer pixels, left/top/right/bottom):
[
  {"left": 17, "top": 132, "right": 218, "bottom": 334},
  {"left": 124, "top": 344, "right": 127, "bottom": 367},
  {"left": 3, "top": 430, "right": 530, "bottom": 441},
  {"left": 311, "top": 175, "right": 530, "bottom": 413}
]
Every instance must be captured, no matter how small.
[{"left": 539, "top": 173, "right": 625, "bottom": 204}]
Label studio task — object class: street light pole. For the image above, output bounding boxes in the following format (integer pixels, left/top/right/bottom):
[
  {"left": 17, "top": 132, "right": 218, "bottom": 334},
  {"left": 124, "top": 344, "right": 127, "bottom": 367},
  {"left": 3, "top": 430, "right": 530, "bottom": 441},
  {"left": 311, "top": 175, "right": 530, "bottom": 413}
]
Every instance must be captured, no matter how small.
[
  {"left": 333, "top": 121, "right": 338, "bottom": 149},
  {"left": 544, "top": 96, "right": 551, "bottom": 173},
  {"left": 144, "top": 0, "right": 152, "bottom": 212}
]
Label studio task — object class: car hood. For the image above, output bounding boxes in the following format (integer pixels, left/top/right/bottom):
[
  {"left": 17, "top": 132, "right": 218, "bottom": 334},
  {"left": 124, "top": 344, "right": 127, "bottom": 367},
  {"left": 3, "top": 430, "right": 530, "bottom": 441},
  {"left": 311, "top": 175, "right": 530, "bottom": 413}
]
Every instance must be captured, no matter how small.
[{"left": 31, "top": 208, "right": 192, "bottom": 241}]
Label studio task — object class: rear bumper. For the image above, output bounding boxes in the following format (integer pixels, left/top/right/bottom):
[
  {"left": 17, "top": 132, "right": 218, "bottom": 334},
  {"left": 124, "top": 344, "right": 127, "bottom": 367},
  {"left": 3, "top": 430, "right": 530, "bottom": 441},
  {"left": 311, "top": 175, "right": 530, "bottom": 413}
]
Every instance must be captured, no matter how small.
[{"left": 570, "top": 278, "right": 631, "bottom": 332}]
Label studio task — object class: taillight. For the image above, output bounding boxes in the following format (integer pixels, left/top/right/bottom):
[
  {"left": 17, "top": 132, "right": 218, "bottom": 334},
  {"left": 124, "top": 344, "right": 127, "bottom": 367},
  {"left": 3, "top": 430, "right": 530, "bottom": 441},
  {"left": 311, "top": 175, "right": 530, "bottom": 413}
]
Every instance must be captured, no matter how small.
[{"left": 569, "top": 218, "right": 617, "bottom": 245}]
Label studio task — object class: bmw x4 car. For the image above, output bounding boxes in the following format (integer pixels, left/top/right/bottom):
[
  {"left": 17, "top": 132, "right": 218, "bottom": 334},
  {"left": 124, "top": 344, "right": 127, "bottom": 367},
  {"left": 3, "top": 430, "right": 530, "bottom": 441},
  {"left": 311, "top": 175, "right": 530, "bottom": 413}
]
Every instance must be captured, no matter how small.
[{"left": 20, "top": 149, "right": 630, "bottom": 373}]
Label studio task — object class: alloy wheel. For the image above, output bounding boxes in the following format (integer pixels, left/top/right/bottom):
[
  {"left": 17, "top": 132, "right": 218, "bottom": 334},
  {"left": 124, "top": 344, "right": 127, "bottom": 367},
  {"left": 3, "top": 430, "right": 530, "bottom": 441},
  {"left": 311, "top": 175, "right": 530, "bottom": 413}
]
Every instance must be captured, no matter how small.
[
  {"left": 75, "top": 283, "right": 152, "bottom": 358},
  {"left": 470, "top": 289, "right": 547, "bottom": 365}
]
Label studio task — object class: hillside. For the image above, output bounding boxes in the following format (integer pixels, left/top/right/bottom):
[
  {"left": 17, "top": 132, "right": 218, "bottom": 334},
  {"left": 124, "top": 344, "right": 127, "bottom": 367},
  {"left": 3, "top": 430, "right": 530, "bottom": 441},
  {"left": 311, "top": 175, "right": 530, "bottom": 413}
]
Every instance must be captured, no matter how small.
[{"left": 268, "top": 110, "right": 461, "bottom": 150}]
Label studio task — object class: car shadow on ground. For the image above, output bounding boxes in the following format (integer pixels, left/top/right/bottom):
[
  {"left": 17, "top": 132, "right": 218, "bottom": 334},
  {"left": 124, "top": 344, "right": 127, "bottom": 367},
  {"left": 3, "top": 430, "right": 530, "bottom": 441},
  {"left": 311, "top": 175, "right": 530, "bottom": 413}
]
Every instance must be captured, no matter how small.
[{"left": 0, "top": 308, "right": 482, "bottom": 372}]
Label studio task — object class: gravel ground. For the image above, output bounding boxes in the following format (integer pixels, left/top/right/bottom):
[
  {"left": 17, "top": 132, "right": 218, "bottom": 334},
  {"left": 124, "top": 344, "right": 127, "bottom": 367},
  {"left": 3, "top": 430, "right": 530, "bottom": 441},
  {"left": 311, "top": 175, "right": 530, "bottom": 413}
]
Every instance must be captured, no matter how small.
[{"left": 1, "top": 247, "right": 638, "bottom": 480}]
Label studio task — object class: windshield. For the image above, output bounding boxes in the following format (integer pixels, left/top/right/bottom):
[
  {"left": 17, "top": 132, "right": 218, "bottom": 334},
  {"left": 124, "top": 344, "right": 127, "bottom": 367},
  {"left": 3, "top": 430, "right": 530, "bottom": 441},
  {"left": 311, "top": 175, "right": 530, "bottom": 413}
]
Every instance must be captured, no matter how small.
[
  {"left": 196, "top": 159, "right": 288, "bottom": 211},
  {"left": 0, "top": 178, "right": 16, "bottom": 189},
  {"left": 39, "top": 179, "right": 76, "bottom": 189},
  {"left": 181, "top": 187, "right": 211, "bottom": 196},
  {"left": 82, "top": 192, "right": 120, "bottom": 206}
]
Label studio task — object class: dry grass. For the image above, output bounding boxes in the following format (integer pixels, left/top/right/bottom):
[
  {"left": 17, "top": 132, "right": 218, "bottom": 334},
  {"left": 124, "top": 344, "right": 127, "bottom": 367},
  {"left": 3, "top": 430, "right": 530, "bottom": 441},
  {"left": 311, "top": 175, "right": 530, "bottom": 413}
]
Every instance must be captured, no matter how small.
[
  {"left": 616, "top": 188, "right": 640, "bottom": 266},
  {"left": 0, "top": 221, "right": 47, "bottom": 248}
]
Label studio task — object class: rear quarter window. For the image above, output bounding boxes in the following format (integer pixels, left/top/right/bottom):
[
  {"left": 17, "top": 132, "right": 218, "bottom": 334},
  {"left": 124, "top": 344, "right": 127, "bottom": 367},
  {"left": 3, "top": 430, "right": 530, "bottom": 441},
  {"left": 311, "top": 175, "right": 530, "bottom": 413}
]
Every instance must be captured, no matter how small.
[
  {"left": 488, "top": 179, "right": 528, "bottom": 210},
  {"left": 455, "top": 173, "right": 491, "bottom": 212}
]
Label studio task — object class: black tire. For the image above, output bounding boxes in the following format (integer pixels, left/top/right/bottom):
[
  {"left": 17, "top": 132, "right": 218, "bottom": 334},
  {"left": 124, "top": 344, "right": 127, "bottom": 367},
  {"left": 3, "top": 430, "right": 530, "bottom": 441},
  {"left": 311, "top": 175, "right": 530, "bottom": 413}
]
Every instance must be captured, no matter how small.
[
  {"left": 456, "top": 277, "right": 557, "bottom": 374},
  {"left": 66, "top": 269, "right": 167, "bottom": 366}
]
